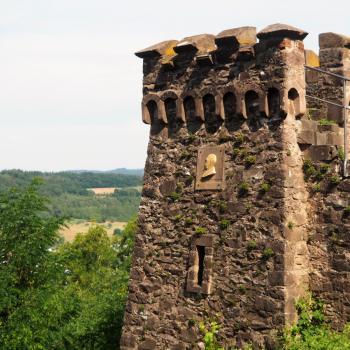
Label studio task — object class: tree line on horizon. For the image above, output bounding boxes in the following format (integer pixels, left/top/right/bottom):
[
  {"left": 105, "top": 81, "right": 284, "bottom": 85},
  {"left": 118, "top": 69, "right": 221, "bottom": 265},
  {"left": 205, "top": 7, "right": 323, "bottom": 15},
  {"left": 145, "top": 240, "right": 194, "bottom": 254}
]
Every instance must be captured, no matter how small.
[{"left": 0, "top": 170, "right": 143, "bottom": 222}]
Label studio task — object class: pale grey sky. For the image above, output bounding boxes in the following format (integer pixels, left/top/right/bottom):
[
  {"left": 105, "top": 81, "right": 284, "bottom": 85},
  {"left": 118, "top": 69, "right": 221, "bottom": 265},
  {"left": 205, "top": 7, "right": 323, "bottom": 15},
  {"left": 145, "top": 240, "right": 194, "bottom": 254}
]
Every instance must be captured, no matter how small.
[{"left": 0, "top": 0, "right": 349, "bottom": 171}]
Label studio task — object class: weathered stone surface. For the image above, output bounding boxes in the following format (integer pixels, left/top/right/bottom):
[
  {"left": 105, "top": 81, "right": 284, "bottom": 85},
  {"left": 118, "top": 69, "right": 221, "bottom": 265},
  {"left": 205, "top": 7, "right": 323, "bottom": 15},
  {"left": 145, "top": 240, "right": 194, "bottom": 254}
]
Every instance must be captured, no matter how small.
[
  {"left": 174, "top": 34, "right": 216, "bottom": 54},
  {"left": 135, "top": 40, "right": 178, "bottom": 58},
  {"left": 300, "top": 119, "right": 318, "bottom": 131},
  {"left": 305, "top": 49, "right": 320, "bottom": 67},
  {"left": 303, "top": 145, "right": 338, "bottom": 161},
  {"left": 215, "top": 26, "right": 256, "bottom": 46},
  {"left": 326, "top": 132, "right": 343, "bottom": 146},
  {"left": 327, "top": 104, "right": 344, "bottom": 124},
  {"left": 319, "top": 47, "right": 350, "bottom": 68},
  {"left": 159, "top": 178, "right": 176, "bottom": 196},
  {"left": 257, "top": 23, "right": 308, "bottom": 41},
  {"left": 297, "top": 130, "right": 315, "bottom": 145},
  {"left": 139, "top": 338, "right": 157, "bottom": 350},
  {"left": 319, "top": 32, "right": 350, "bottom": 49}
]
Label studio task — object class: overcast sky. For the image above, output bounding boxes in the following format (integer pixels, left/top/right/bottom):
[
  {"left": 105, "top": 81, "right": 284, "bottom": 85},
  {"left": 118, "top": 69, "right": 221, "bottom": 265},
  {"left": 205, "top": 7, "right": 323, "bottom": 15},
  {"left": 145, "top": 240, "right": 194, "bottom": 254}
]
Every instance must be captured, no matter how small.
[{"left": 0, "top": 0, "right": 349, "bottom": 171}]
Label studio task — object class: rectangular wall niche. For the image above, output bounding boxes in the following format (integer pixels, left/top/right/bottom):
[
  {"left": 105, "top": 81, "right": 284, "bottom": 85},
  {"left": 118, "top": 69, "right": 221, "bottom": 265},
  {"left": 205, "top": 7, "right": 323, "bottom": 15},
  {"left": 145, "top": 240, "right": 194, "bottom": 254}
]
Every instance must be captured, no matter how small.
[{"left": 186, "top": 234, "right": 214, "bottom": 294}]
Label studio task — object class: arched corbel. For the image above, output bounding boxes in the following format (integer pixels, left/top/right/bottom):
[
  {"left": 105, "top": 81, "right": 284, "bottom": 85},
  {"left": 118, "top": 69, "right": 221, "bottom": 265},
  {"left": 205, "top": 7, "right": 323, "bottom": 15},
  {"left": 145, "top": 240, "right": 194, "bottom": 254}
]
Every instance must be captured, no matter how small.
[
  {"left": 141, "top": 101, "right": 152, "bottom": 125},
  {"left": 298, "top": 90, "right": 306, "bottom": 117},
  {"left": 176, "top": 98, "right": 186, "bottom": 123},
  {"left": 160, "top": 90, "right": 179, "bottom": 101},
  {"left": 142, "top": 93, "right": 167, "bottom": 124},
  {"left": 257, "top": 89, "right": 268, "bottom": 116},
  {"left": 241, "top": 88, "right": 265, "bottom": 119},
  {"left": 219, "top": 85, "right": 240, "bottom": 119},
  {"left": 181, "top": 91, "right": 204, "bottom": 122},
  {"left": 265, "top": 85, "right": 283, "bottom": 117},
  {"left": 215, "top": 95, "right": 225, "bottom": 120},
  {"left": 199, "top": 87, "right": 224, "bottom": 120},
  {"left": 160, "top": 90, "right": 185, "bottom": 122},
  {"left": 236, "top": 91, "right": 246, "bottom": 118},
  {"left": 285, "top": 87, "right": 306, "bottom": 117}
]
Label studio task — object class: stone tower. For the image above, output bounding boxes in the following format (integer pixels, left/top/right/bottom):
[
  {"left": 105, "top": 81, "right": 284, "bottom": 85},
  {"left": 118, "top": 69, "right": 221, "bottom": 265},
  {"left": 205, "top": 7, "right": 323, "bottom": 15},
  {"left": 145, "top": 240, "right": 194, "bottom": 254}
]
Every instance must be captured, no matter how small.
[{"left": 120, "top": 24, "right": 350, "bottom": 349}]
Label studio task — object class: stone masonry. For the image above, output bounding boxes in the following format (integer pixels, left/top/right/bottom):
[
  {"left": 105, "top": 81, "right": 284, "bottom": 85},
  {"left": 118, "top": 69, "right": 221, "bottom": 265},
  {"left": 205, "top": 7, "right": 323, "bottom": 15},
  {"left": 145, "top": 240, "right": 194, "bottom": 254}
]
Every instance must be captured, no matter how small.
[{"left": 120, "top": 24, "right": 350, "bottom": 349}]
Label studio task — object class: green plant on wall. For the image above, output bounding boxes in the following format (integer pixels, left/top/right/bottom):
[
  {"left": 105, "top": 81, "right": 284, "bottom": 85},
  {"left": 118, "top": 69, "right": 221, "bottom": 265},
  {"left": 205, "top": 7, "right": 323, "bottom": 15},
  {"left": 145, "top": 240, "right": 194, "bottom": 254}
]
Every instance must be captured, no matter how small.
[
  {"left": 260, "top": 182, "right": 271, "bottom": 194},
  {"left": 305, "top": 107, "right": 319, "bottom": 120},
  {"left": 262, "top": 247, "right": 274, "bottom": 260},
  {"left": 247, "top": 240, "right": 257, "bottom": 251},
  {"left": 173, "top": 214, "right": 183, "bottom": 222},
  {"left": 233, "top": 132, "right": 245, "bottom": 145},
  {"left": 185, "top": 217, "right": 193, "bottom": 226},
  {"left": 303, "top": 159, "right": 317, "bottom": 179},
  {"left": 312, "top": 183, "right": 321, "bottom": 192},
  {"left": 245, "top": 155, "right": 256, "bottom": 166},
  {"left": 187, "top": 134, "right": 197, "bottom": 143},
  {"left": 329, "top": 175, "right": 341, "bottom": 186},
  {"left": 195, "top": 227, "right": 207, "bottom": 235},
  {"left": 338, "top": 147, "right": 345, "bottom": 161},
  {"left": 218, "top": 201, "right": 228, "bottom": 214},
  {"left": 283, "top": 294, "right": 350, "bottom": 350},
  {"left": 168, "top": 182, "right": 184, "bottom": 202},
  {"left": 219, "top": 219, "right": 230, "bottom": 230},
  {"left": 199, "top": 320, "right": 225, "bottom": 350},
  {"left": 238, "top": 182, "right": 249, "bottom": 196},
  {"left": 318, "top": 118, "right": 336, "bottom": 126}
]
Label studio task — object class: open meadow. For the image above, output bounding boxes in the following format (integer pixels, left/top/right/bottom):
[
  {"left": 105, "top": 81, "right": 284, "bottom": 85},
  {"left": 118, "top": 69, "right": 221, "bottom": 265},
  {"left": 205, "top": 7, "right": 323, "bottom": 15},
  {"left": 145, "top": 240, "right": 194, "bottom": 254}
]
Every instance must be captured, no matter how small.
[{"left": 60, "top": 219, "right": 127, "bottom": 242}]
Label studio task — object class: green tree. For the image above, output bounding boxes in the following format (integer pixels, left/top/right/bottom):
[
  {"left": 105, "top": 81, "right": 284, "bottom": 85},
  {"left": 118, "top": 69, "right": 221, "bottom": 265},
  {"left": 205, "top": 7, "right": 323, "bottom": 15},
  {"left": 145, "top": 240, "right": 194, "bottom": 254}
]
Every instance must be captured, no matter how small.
[
  {"left": 0, "top": 181, "right": 136, "bottom": 349},
  {"left": 0, "top": 179, "right": 64, "bottom": 348},
  {"left": 54, "top": 225, "right": 132, "bottom": 349}
]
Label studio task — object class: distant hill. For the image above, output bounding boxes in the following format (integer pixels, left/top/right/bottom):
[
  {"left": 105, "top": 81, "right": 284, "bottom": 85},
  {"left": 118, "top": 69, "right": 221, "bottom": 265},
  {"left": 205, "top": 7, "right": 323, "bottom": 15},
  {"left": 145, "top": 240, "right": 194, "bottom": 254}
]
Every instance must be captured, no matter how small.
[
  {"left": 0, "top": 169, "right": 142, "bottom": 222},
  {"left": 109, "top": 168, "right": 144, "bottom": 176},
  {"left": 0, "top": 169, "right": 142, "bottom": 195},
  {"left": 67, "top": 168, "right": 144, "bottom": 176}
]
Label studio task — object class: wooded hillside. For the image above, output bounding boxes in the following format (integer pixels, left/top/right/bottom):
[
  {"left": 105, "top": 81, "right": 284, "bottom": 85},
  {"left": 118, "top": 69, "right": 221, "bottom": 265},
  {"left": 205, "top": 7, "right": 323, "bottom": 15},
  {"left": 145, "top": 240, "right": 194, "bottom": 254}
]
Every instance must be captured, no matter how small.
[{"left": 0, "top": 170, "right": 143, "bottom": 222}]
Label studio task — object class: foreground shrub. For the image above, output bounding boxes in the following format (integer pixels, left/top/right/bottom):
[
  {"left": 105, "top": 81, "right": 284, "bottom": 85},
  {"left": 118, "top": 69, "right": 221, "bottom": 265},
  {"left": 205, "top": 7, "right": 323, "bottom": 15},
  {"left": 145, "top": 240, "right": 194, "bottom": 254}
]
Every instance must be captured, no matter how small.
[
  {"left": 282, "top": 294, "right": 350, "bottom": 350},
  {"left": 0, "top": 181, "right": 136, "bottom": 349}
]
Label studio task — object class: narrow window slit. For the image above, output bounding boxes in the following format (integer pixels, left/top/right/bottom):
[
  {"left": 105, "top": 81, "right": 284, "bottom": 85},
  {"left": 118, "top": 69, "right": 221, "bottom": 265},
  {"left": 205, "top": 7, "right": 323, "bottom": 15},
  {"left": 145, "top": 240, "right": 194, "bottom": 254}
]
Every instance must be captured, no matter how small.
[
  {"left": 197, "top": 245, "right": 205, "bottom": 286},
  {"left": 186, "top": 235, "right": 213, "bottom": 294}
]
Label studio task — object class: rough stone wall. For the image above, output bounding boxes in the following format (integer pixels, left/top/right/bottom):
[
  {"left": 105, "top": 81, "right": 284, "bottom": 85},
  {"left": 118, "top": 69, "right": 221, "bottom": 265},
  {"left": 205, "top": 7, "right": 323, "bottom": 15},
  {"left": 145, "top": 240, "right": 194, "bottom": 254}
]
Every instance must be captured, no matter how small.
[
  {"left": 301, "top": 33, "right": 350, "bottom": 329},
  {"left": 305, "top": 157, "right": 350, "bottom": 329},
  {"left": 123, "top": 125, "right": 287, "bottom": 350},
  {"left": 121, "top": 24, "right": 313, "bottom": 350},
  {"left": 121, "top": 25, "right": 350, "bottom": 349}
]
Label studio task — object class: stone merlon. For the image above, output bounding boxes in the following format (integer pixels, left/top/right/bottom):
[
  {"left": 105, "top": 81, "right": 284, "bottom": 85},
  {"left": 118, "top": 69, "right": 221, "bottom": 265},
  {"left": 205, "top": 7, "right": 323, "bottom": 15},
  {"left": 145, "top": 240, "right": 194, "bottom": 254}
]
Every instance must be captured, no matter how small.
[
  {"left": 135, "top": 23, "right": 308, "bottom": 60},
  {"left": 174, "top": 34, "right": 216, "bottom": 55},
  {"left": 135, "top": 40, "right": 178, "bottom": 59},
  {"left": 319, "top": 32, "right": 350, "bottom": 49},
  {"left": 257, "top": 23, "right": 308, "bottom": 41},
  {"left": 215, "top": 26, "right": 256, "bottom": 47}
]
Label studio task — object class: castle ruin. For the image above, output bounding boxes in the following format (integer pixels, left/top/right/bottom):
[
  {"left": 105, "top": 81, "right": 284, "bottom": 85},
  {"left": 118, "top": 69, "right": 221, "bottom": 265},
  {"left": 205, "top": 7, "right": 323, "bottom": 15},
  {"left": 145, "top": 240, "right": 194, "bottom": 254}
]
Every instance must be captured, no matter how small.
[{"left": 120, "top": 24, "right": 350, "bottom": 349}]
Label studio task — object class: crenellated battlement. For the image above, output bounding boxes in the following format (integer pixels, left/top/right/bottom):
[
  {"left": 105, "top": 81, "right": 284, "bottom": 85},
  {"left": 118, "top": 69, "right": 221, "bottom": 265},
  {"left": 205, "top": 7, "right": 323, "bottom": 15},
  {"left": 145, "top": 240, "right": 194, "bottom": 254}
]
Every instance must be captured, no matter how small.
[
  {"left": 136, "top": 24, "right": 308, "bottom": 138},
  {"left": 135, "top": 24, "right": 307, "bottom": 72}
]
